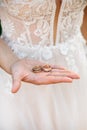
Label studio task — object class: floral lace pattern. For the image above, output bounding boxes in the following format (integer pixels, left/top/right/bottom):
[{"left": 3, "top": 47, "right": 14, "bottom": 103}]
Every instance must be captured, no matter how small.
[
  {"left": 0, "top": 0, "right": 87, "bottom": 72},
  {"left": 1, "top": 0, "right": 56, "bottom": 46}
]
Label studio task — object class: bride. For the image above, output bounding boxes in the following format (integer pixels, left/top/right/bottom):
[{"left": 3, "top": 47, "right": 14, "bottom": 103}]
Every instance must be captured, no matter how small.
[{"left": 0, "top": 0, "right": 87, "bottom": 129}]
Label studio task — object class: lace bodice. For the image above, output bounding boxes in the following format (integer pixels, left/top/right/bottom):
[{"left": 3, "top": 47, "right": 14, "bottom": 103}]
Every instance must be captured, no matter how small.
[
  {"left": 0, "top": 0, "right": 87, "bottom": 44},
  {"left": 0, "top": 0, "right": 87, "bottom": 72}
]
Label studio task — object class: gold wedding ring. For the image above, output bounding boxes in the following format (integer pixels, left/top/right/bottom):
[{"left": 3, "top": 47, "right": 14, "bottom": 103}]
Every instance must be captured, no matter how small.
[
  {"left": 32, "top": 64, "right": 52, "bottom": 73},
  {"left": 42, "top": 64, "right": 52, "bottom": 72},
  {"left": 32, "top": 65, "right": 42, "bottom": 73}
]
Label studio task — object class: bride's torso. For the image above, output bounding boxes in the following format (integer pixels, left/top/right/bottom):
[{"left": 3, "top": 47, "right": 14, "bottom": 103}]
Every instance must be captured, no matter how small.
[{"left": 0, "top": 0, "right": 87, "bottom": 67}]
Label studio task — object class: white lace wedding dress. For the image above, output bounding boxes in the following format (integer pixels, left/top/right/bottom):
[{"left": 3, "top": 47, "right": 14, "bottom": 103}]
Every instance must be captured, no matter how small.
[{"left": 0, "top": 0, "right": 87, "bottom": 130}]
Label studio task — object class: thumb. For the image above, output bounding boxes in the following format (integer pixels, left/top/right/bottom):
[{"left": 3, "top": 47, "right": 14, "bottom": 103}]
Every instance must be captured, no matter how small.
[{"left": 11, "top": 73, "right": 21, "bottom": 93}]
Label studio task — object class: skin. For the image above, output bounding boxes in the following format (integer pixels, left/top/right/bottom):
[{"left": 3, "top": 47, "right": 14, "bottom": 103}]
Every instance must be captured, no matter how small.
[
  {"left": 81, "top": 6, "right": 87, "bottom": 41},
  {"left": 1, "top": 1, "right": 87, "bottom": 93}
]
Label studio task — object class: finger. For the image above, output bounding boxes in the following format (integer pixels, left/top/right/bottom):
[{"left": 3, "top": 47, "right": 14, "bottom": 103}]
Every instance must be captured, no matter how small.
[
  {"left": 32, "top": 76, "right": 73, "bottom": 85},
  {"left": 48, "top": 72, "right": 79, "bottom": 79},
  {"left": 12, "top": 74, "right": 21, "bottom": 93},
  {"left": 49, "top": 73, "right": 79, "bottom": 79},
  {"left": 51, "top": 65, "right": 67, "bottom": 70},
  {"left": 51, "top": 65, "right": 80, "bottom": 78},
  {"left": 47, "top": 71, "right": 80, "bottom": 79},
  {"left": 47, "top": 76, "right": 73, "bottom": 83},
  {"left": 51, "top": 69, "right": 72, "bottom": 72}
]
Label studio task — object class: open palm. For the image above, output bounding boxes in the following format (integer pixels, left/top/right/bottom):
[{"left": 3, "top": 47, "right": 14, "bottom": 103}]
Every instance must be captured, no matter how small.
[{"left": 11, "top": 58, "right": 80, "bottom": 93}]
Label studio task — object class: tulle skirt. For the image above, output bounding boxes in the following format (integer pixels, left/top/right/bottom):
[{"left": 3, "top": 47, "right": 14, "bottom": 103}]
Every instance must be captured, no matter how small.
[{"left": 0, "top": 43, "right": 87, "bottom": 130}]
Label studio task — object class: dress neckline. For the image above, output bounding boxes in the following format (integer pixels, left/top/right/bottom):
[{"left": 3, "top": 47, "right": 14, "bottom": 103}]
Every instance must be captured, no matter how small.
[
  {"left": 53, "top": 0, "right": 63, "bottom": 45},
  {"left": 54, "top": 0, "right": 64, "bottom": 45}
]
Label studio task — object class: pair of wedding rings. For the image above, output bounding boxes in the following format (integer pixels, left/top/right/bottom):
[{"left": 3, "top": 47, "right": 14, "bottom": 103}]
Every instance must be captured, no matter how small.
[{"left": 32, "top": 64, "right": 52, "bottom": 73}]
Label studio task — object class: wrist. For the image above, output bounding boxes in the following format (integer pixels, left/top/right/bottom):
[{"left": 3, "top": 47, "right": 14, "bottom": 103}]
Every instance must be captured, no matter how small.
[
  {"left": 8, "top": 56, "right": 20, "bottom": 74},
  {"left": 0, "top": 38, "right": 20, "bottom": 74}
]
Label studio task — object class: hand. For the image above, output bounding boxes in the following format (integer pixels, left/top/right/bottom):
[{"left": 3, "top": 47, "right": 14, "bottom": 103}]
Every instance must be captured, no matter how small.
[{"left": 11, "top": 58, "right": 80, "bottom": 93}]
